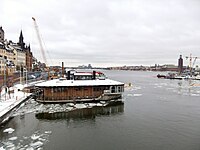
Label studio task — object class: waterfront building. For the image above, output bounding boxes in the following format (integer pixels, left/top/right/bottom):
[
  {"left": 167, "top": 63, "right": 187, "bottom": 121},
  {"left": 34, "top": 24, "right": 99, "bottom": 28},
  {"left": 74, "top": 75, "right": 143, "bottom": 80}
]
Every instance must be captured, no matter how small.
[
  {"left": 36, "top": 71, "right": 124, "bottom": 103},
  {"left": 0, "top": 27, "right": 5, "bottom": 75},
  {"left": 178, "top": 55, "right": 183, "bottom": 74},
  {"left": 0, "top": 27, "right": 35, "bottom": 84},
  {"left": 88, "top": 64, "right": 92, "bottom": 69},
  {"left": 0, "top": 42, "right": 15, "bottom": 75},
  {"left": 0, "top": 45, "right": 6, "bottom": 75},
  {"left": 17, "top": 31, "right": 33, "bottom": 71},
  {"left": 25, "top": 45, "right": 33, "bottom": 71},
  {"left": 10, "top": 44, "right": 26, "bottom": 70},
  {"left": 7, "top": 31, "right": 33, "bottom": 71},
  {"left": 5, "top": 46, "right": 15, "bottom": 74}
]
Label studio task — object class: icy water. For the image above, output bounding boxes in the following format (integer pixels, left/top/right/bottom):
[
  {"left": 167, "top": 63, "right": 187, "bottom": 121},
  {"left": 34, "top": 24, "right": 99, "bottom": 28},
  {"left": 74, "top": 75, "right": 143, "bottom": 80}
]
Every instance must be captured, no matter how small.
[{"left": 1, "top": 70, "right": 200, "bottom": 150}]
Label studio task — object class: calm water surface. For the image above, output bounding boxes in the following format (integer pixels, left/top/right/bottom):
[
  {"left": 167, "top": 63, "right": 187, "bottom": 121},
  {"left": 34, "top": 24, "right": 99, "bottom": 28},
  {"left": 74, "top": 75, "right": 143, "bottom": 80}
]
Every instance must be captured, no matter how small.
[{"left": 1, "top": 70, "right": 200, "bottom": 150}]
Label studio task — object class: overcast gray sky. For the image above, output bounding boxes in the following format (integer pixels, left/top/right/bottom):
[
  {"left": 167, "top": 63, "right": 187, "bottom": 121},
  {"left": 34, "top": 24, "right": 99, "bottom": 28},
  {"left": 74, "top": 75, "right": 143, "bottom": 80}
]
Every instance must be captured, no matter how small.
[{"left": 1, "top": 0, "right": 200, "bottom": 67}]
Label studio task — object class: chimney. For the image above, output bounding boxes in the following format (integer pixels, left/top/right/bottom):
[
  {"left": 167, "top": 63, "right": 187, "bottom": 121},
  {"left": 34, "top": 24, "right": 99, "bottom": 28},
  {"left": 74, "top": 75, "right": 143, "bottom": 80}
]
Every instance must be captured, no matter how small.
[
  {"left": 93, "top": 71, "right": 96, "bottom": 80},
  {"left": 67, "top": 71, "right": 70, "bottom": 80},
  {"left": 62, "top": 62, "right": 64, "bottom": 77}
]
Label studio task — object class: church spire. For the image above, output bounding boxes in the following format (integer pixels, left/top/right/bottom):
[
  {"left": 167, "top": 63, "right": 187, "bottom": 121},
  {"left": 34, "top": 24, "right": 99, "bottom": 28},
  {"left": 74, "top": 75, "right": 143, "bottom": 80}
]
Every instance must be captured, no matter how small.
[
  {"left": 19, "top": 30, "right": 23, "bottom": 42},
  {"left": 18, "top": 30, "right": 25, "bottom": 49},
  {"left": 28, "top": 43, "right": 31, "bottom": 51}
]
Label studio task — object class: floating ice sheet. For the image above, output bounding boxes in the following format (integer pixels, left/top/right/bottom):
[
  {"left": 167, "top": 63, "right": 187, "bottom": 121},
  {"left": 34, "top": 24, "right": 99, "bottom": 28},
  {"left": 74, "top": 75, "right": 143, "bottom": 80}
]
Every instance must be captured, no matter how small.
[
  {"left": 133, "top": 94, "right": 142, "bottom": 97},
  {"left": 3, "top": 128, "right": 15, "bottom": 134},
  {"left": 31, "top": 134, "right": 40, "bottom": 140},
  {"left": 12, "top": 98, "right": 113, "bottom": 117},
  {"left": 26, "top": 147, "right": 34, "bottom": 150},
  {"left": 127, "top": 94, "right": 133, "bottom": 97},
  {"left": 44, "top": 131, "right": 52, "bottom": 134},
  {"left": 1, "top": 130, "right": 52, "bottom": 150},
  {"left": 75, "top": 104, "right": 87, "bottom": 109},
  {"left": 30, "top": 141, "right": 43, "bottom": 148},
  {"left": 0, "top": 146, "right": 5, "bottom": 150},
  {"left": 8, "top": 137, "right": 18, "bottom": 141}
]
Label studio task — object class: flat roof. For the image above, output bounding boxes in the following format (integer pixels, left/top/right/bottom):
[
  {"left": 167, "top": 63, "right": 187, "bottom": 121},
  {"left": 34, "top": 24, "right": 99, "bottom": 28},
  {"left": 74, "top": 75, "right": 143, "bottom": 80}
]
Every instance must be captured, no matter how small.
[
  {"left": 74, "top": 72, "right": 92, "bottom": 76},
  {"left": 35, "top": 79, "right": 124, "bottom": 87}
]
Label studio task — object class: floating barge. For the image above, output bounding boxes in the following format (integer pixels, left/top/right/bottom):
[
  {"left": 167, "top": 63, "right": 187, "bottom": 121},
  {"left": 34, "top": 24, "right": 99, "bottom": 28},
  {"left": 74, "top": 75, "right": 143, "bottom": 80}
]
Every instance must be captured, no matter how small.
[
  {"left": 35, "top": 71, "right": 124, "bottom": 103},
  {"left": 157, "top": 73, "right": 200, "bottom": 80}
]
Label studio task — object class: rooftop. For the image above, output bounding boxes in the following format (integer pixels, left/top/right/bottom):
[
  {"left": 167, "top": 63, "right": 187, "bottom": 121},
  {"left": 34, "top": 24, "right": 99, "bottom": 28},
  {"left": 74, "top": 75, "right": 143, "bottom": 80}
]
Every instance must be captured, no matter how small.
[{"left": 36, "top": 78, "right": 124, "bottom": 87}]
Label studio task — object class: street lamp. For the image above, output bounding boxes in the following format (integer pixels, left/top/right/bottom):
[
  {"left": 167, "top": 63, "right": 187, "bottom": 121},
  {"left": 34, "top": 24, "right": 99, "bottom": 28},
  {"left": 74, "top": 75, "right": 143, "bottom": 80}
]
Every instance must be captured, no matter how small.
[
  {"left": 20, "top": 64, "right": 24, "bottom": 85},
  {"left": 24, "top": 67, "right": 27, "bottom": 85}
]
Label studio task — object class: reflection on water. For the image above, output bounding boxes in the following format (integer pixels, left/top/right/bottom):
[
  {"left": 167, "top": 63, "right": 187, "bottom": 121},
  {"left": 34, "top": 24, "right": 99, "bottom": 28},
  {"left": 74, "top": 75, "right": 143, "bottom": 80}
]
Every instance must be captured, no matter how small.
[
  {"left": 2, "top": 71, "right": 200, "bottom": 150},
  {"left": 35, "top": 103, "right": 124, "bottom": 120}
]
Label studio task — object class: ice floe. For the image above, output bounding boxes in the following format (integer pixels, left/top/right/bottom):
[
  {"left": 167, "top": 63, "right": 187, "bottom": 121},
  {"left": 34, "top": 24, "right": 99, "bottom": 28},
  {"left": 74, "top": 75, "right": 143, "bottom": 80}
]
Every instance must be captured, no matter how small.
[
  {"left": 44, "top": 131, "right": 52, "bottom": 134},
  {"left": 3, "top": 128, "right": 15, "bottom": 134},
  {"left": 8, "top": 137, "right": 18, "bottom": 141},
  {"left": 0, "top": 147, "right": 5, "bottom": 150},
  {"left": 133, "top": 94, "right": 142, "bottom": 97},
  {"left": 87, "top": 103, "right": 97, "bottom": 108},
  {"left": 75, "top": 104, "right": 87, "bottom": 109},
  {"left": 30, "top": 141, "right": 43, "bottom": 148},
  {"left": 2, "top": 141, "right": 15, "bottom": 149},
  {"left": 26, "top": 147, "right": 34, "bottom": 150},
  {"left": 96, "top": 103, "right": 103, "bottom": 106},
  {"left": 190, "top": 93, "right": 200, "bottom": 97},
  {"left": 125, "top": 85, "right": 141, "bottom": 91},
  {"left": 127, "top": 93, "right": 142, "bottom": 97},
  {"left": 11, "top": 98, "right": 112, "bottom": 117},
  {"left": 127, "top": 94, "right": 133, "bottom": 97},
  {"left": 1, "top": 130, "right": 52, "bottom": 150},
  {"left": 31, "top": 134, "right": 40, "bottom": 140}
]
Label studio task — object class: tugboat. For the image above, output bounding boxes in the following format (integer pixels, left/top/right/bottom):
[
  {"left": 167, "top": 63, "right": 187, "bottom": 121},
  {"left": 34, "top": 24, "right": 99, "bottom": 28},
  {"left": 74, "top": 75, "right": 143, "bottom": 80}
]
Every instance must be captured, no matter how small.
[
  {"left": 35, "top": 71, "right": 124, "bottom": 103},
  {"left": 157, "top": 74, "right": 167, "bottom": 79}
]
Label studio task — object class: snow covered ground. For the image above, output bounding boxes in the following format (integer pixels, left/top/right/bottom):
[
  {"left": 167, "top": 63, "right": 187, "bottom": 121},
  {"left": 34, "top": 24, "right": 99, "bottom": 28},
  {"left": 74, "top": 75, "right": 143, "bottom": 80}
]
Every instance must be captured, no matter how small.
[{"left": 0, "top": 84, "right": 31, "bottom": 122}]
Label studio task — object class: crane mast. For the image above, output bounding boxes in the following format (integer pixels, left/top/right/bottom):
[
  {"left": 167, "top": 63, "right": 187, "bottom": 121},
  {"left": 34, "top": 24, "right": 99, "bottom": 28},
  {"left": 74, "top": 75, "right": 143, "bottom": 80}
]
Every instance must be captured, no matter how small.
[
  {"left": 185, "top": 54, "right": 199, "bottom": 73},
  {"left": 186, "top": 54, "right": 199, "bottom": 68},
  {"left": 32, "top": 17, "right": 47, "bottom": 65}
]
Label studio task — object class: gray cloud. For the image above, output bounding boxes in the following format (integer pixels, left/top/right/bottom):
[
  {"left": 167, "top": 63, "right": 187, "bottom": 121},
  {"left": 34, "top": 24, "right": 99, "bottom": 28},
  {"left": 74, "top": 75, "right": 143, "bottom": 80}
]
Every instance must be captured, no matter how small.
[{"left": 1, "top": 0, "right": 200, "bottom": 67}]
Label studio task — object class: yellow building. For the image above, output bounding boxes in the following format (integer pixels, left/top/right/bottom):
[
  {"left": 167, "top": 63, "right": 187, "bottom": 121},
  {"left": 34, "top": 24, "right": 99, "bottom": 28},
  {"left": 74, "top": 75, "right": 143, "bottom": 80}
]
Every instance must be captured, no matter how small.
[
  {"left": 10, "top": 44, "right": 26, "bottom": 70},
  {"left": 0, "top": 44, "right": 6, "bottom": 75},
  {"left": 0, "top": 44, "right": 15, "bottom": 75}
]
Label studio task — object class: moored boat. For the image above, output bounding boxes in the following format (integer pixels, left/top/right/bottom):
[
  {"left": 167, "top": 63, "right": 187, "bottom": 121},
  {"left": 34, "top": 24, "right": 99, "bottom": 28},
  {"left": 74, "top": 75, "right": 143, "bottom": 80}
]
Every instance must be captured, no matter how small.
[{"left": 157, "top": 74, "right": 166, "bottom": 79}]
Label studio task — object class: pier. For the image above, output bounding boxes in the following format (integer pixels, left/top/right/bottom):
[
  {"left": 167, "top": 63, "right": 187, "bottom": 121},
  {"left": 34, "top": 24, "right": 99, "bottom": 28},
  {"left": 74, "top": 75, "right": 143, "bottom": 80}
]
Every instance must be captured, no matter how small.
[{"left": 0, "top": 84, "right": 34, "bottom": 124}]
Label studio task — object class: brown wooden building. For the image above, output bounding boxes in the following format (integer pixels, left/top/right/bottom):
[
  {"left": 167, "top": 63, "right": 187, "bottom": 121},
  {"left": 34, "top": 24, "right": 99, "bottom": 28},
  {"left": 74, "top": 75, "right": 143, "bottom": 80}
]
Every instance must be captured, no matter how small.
[{"left": 35, "top": 73, "right": 124, "bottom": 103}]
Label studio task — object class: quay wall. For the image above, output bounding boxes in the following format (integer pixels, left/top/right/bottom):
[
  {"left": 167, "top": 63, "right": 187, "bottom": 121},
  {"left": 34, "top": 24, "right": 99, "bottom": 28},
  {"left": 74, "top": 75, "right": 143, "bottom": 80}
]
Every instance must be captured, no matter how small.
[{"left": 0, "top": 94, "right": 32, "bottom": 125}]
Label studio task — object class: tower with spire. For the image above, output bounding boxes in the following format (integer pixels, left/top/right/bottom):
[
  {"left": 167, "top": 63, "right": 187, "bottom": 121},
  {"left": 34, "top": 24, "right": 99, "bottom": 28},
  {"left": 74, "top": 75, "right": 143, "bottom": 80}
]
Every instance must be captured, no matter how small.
[
  {"left": 0, "top": 26, "right": 4, "bottom": 43},
  {"left": 17, "top": 30, "right": 33, "bottom": 71},
  {"left": 178, "top": 55, "right": 183, "bottom": 74},
  {"left": 18, "top": 30, "right": 25, "bottom": 49}
]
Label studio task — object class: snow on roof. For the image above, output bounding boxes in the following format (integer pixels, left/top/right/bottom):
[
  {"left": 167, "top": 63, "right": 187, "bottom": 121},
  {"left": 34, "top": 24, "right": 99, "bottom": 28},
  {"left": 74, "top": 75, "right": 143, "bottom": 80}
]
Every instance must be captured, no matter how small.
[
  {"left": 36, "top": 79, "right": 124, "bottom": 87},
  {"left": 8, "top": 45, "right": 14, "bottom": 50},
  {"left": 74, "top": 72, "right": 92, "bottom": 76}
]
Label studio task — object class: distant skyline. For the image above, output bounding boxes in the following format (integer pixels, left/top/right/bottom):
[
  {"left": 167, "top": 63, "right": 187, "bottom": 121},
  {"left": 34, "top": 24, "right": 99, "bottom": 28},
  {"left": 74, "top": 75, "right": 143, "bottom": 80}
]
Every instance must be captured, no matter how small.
[{"left": 1, "top": 0, "right": 200, "bottom": 67}]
